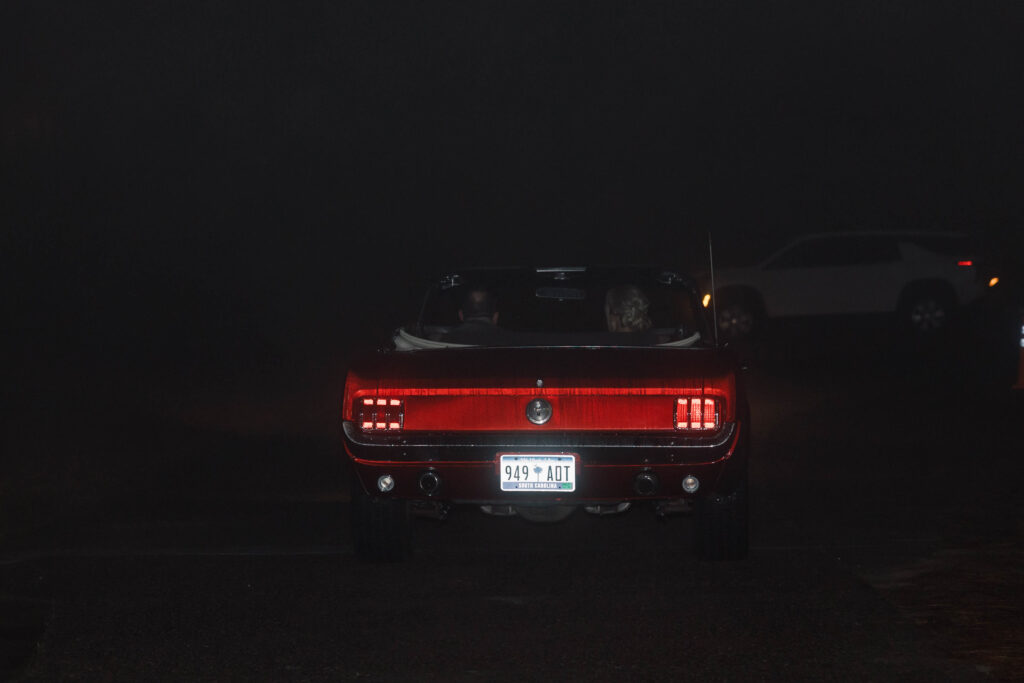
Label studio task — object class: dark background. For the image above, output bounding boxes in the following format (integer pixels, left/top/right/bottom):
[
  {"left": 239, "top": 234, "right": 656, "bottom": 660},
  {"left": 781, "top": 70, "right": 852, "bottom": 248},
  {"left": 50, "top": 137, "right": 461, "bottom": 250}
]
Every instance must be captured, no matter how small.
[
  {"left": 3, "top": 5, "right": 1024, "bottom": 678},
  {"left": 4, "top": 0, "right": 1023, "bottom": 389}
]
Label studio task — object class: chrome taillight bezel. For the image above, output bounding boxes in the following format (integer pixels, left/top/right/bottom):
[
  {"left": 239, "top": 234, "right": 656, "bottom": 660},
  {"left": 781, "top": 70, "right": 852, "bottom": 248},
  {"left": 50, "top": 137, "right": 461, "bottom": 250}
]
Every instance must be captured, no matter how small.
[
  {"left": 356, "top": 397, "right": 404, "bottom": 432},
  {"left": 674, "top": 396, "right": 721, "bottom": 431}
]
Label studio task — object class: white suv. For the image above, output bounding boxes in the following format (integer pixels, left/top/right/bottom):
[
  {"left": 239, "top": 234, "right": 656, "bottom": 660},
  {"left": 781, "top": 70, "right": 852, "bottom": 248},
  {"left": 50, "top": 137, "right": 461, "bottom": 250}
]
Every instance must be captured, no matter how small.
[{"left": 710, "top": 232, "right": 986, "bottom": 338}]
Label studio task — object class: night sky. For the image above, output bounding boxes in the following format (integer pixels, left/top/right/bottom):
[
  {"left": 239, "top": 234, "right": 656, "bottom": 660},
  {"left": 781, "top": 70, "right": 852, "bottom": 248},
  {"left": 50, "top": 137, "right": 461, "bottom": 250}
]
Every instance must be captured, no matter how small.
[{"left": 4, "top": 1, "right": 1023, "bottom": 382}]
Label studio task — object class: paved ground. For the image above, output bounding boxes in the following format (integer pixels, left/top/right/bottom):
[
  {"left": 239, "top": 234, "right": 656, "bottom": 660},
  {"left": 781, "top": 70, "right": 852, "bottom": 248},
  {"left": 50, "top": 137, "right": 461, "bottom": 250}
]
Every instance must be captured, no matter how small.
[{"left": 2, "top": 313, "right": 1021, "bottom": 681}]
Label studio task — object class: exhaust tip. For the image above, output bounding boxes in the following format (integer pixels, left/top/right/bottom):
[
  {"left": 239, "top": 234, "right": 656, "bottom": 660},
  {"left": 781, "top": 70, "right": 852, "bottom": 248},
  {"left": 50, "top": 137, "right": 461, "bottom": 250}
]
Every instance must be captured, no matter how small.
[
  {"left": 418, "top": 470, "right": 441, "bottom": 496},
  {"left": 633, "top": 471, "right": 659, "bottom": 496}
]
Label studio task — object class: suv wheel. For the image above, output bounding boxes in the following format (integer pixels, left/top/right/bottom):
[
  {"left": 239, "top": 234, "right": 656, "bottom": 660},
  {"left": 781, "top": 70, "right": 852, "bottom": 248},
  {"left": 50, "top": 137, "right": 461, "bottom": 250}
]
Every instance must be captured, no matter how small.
[
  {"left": 900, "top": 289, "right": 954, "bottom": 334},
  {"left": 716, "top": 300, "right": 757, "bottom": 340},
  {"left": 694, "top": 480, "right": 749, "bottom": 561},
  {"left": 351, "top": 477, "right": 411, "bottom": 562}
]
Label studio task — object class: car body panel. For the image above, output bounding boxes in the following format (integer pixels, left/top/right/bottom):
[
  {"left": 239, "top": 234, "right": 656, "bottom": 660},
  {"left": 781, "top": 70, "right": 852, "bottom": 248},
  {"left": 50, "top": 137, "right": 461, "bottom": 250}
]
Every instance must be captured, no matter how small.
[
  {"left": 343, "top": 346, "right": 738, "bottom": 427},
  {"left": 343, "top": 345, "right": 747, "bottom": 504}
]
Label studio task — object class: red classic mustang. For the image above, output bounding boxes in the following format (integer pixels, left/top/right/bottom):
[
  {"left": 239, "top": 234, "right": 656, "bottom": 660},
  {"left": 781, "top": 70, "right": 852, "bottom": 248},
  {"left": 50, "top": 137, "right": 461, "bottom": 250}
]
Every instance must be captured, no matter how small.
[{"left": 342, "top": 266, "right": 750, "bottom": 561}]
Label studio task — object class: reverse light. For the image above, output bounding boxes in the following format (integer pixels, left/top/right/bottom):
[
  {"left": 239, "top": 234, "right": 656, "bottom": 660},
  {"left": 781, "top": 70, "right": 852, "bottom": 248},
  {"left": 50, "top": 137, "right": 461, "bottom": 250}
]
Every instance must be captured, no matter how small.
[
  {"left": 377, "top": 474, "right": 395, "bottom": 493},
  {"left": 682, "top": 475, "right": 700, "bottom": 493},
  {"left": 357, "top": 397, "right": 404, "bottom": 431},
  {"left": 675, "top": 397, "right": 720, "bottom": 431}
]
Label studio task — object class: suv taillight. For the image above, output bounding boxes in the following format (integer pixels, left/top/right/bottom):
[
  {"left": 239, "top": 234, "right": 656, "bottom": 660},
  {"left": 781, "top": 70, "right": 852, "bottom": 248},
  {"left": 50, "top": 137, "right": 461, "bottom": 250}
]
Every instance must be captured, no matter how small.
[
  {"left": 675, "top": 397, "right": 720, "bottom": 431},
  {"left": 357, "top": 397, "right": 404, "bottom": 431}
]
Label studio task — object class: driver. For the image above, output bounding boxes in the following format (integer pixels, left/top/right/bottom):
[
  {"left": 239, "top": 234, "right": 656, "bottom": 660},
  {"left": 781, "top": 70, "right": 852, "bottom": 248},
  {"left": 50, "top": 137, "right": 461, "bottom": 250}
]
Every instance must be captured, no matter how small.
[{"left": 445, "top": 287, "right": 500, "bottom": 343}]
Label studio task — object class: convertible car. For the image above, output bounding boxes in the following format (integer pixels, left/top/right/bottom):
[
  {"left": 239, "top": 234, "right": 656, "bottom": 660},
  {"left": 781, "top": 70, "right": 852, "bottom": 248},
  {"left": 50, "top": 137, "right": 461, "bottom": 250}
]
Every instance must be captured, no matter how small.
[{"left": 341, "top": 266, "right": 750, "bottom": 561}]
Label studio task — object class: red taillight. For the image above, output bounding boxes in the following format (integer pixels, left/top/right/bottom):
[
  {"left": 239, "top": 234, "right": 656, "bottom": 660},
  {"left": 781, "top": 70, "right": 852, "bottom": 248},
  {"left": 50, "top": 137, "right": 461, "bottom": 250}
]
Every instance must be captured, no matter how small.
[
  {"left": 675, "top": 397, "right": 720, "bottom": 431},
  {"left": 957, "top": 260, "right": 973, "bottom": 267},
  {"left": 357, "top": 397, "right": 404, "bottom": 431}
]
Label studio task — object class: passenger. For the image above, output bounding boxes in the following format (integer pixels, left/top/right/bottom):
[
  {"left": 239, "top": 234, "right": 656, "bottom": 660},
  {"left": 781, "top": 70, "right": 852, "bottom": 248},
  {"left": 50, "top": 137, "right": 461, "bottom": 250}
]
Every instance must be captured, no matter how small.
[
  {"left": 605, "top": 285, "right": 651, "bottom": 333},
  {"left": 458, "top": 287, "right": 498, "bottom": 327},
  {"left": 445, "top": 287, "right": 499, "bottom": 343}
]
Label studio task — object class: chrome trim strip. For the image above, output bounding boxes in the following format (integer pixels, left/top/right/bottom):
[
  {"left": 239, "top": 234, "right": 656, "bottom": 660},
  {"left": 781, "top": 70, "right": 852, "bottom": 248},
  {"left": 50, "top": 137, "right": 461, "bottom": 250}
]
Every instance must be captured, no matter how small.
[{"left": 342, "top": 421, "right": 736, "bottom": 449}]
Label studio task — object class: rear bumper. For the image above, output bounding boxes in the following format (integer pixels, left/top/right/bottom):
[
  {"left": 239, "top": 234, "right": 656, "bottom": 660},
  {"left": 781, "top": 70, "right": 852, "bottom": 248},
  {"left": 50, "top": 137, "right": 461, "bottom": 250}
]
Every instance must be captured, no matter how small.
[{"left": 342, "top": 421, "right": 747, "bottom": 504}]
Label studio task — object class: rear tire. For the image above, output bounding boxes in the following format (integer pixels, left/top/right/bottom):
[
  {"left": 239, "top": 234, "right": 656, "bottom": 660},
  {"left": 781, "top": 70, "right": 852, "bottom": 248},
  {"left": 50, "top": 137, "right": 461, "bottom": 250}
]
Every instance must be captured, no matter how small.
[
  {"left": 350, "top": 477, "right": 411, "bottom": 562},
  {"left": 694, "top": 480, "right": 749, "bottom": 561}
]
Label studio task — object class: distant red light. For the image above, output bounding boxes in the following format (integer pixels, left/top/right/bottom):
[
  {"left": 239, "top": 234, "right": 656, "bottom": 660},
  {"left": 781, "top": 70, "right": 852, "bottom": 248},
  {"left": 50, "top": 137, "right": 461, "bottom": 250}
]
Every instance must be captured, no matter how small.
[{"left": 957, "top": 260, "right": 973, "bottom": 267}]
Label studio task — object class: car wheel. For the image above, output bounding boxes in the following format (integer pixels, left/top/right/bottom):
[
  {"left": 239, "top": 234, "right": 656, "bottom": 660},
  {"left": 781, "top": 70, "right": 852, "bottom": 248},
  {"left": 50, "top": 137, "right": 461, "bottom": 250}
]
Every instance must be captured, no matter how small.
[
  {"left": 350, "top": 477, "right": 411, "bottom": 562},
  {"left": 694, "top": 480, "right": 749, "bottom": 561},
  {"left": 716, "top": 301, "right": 757, "bottom": 340},
  {"left": 901, "top": 290, "right": 953, "bottom": 334}
]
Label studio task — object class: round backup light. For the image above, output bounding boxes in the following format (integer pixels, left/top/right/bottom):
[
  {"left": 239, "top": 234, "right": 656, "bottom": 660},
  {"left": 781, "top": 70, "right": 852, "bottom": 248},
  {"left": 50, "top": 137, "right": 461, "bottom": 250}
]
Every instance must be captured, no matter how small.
[
  {"left": 682, "top": 475, "right": 700, "bottom": 493},
  {"left": 377, "top": 474, "right": 395, "bottom": 493}
]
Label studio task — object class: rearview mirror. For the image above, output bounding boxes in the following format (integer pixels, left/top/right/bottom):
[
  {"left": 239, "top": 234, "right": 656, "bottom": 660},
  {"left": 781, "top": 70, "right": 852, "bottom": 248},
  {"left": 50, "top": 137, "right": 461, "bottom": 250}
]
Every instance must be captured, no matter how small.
[{"left": 535, "top": 287, "right": 587, "bottom": 300}]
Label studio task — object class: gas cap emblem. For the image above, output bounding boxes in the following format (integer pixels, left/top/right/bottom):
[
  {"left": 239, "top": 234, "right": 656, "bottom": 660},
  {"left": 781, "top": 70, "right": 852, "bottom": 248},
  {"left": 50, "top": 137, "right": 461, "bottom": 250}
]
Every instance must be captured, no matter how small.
[{"left": 526, "top": 398, "right": 553, "bottom": 425}]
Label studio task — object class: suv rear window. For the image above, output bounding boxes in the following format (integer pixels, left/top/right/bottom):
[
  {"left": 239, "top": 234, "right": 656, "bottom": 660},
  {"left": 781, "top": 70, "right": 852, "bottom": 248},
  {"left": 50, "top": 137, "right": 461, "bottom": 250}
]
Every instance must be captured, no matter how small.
[
  {"left": 901, "top": 234, "right": 973, "bottom": 257},
  {"left": 767, "top": 235, "right": 900, "bottom": 269}
]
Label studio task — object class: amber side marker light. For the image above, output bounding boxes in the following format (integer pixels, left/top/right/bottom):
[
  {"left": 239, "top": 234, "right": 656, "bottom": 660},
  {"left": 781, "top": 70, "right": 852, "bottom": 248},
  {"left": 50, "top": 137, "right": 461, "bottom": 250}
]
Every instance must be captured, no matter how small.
[
  {"left": 357, "top": 397, "right": 404, "bottom": 431},
  {"left": 702, "top": 293, "right": 711, "bottom": 308},
  {"left": 675, "top": 397, "right": 720, "bottom": 431},
  {"left": 989, "top": 277, "right": 999, "bottom": 288}
]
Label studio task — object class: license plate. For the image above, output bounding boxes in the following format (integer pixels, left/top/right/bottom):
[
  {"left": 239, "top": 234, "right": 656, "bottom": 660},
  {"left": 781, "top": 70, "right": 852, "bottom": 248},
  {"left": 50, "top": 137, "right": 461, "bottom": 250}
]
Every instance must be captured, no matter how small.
[{"left": 499, "top": 454, "right": 576, "bottom": 492}]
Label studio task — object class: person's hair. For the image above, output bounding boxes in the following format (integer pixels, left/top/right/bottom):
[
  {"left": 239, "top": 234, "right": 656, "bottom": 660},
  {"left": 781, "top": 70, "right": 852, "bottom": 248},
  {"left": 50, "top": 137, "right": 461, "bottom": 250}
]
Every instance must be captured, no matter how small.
[
  {"left": 605, "top": 285, "right": 651, "bottom": 332},
  {"left": 460, "top": 287, "right": 496, "bottom": 319}
]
